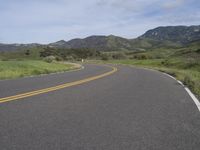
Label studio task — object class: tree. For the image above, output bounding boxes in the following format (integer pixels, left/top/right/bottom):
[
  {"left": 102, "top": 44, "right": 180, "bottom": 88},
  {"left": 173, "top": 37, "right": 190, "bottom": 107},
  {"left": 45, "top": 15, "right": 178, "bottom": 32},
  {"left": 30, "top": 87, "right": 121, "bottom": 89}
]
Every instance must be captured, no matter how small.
[
  {"left": 40, "top": 47, "right": 57, "bottom": 57},
  {"left": 25, "top": 50, "right": 30, "bottom": 56}
]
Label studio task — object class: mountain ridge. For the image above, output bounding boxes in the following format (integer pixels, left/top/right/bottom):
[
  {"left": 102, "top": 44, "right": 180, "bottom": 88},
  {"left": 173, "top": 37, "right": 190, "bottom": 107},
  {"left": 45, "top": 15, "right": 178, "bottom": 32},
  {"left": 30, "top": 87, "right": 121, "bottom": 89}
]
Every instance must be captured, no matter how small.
[
  {"left": 140, "top": 25, "right": 200, "bottom": 44},
  {"left": 0, "top": 25, "right": 200, "bottom": 51}
]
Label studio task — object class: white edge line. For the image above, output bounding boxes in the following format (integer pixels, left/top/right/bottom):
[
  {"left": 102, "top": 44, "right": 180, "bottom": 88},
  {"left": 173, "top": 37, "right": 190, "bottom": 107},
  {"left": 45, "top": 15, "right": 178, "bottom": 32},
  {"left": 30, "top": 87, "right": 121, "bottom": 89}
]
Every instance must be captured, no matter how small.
[
  {"left": 118, "top": 64, "right": 200, "bottom": 112},
  {"left": 185, "top": 88, "right": 200, "bottom": 112},
  {"left": 177, "top": 80, "right": 184, "bottom": 86},
  {"left": 162, "top": 72, "right": 200, "bottom": 112},
  {"left": 163, "top": 72, "right": 176, "bottom": 80}
]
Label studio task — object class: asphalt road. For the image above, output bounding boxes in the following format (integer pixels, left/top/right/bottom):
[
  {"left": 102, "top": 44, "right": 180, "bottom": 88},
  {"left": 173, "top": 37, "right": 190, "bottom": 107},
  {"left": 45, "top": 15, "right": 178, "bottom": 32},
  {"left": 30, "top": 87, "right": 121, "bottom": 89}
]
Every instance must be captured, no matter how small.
[{"left": 0, "top": 64, "right": 200, "bottom": 150}]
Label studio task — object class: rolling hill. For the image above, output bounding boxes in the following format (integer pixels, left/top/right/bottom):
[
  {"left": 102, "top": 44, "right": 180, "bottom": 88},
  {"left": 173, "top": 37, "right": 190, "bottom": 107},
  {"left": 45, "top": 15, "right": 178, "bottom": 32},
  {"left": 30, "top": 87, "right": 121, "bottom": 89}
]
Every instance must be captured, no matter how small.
[
  {"left": 0, "top": 25, "right": 199, "bottom": 52},
  {"left": 0, "top": 43, "right": 43, "bottom": 52},
  {"left": 49, "top": 35, "right": 136, "bottom": 51},
  {"left": 140, "top": 25, "right": 200, "bottom": 44}
]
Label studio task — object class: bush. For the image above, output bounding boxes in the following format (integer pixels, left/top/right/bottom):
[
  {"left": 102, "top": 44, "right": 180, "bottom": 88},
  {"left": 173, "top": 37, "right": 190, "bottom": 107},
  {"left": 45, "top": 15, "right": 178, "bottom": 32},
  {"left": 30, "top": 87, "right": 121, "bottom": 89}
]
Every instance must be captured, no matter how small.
[
  {"left": 43, "top": 56, "right": 55, "bottom": 63},
  {"left": 25, "top": 50, "right": 30, "bottom": 56},
  {"left": 112, "top": 52, "right": 127, "bottom": 59},
  {"left": 132, "top": 54, "right": 150, "bottom": 60},
  {"left": 65, "top": 56, "right": 74, "bottom": 61},
  {"left": 101, "top": 53, "right": 110, "bottom": 61},
  {"left": 1, "top": 58, "right": 9, "bottom": 61},
  {"left": 196, "top": 49, "right": 200, "bottom": 53},
  {"left": 161, "top": 59, "right": 170, "bottom": 66},
  {"left": 55, "top": 56, "right": 63, "bottom": 61},
  {"left": 40, "top": 47, "right": 58, "bottom": 57},
  {"left": 183, "top": 76, "right": 195, "bottom": 89}
]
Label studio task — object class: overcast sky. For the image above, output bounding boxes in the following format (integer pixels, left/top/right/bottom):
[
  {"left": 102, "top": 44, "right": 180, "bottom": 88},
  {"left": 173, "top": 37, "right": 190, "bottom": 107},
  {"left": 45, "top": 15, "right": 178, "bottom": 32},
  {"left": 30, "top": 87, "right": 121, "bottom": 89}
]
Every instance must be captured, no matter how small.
[{"left": 0, "top": 0, "right": 199, "bottom": 44}]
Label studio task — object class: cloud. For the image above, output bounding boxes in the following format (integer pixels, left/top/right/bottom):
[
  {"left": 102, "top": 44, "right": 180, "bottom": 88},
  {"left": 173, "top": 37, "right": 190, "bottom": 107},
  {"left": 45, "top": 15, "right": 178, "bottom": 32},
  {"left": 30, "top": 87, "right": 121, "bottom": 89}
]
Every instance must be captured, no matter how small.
[
  {"left": 96, "top": 0, "right": 161, "bottom": 14},
  {"left": 163, "top": 0, "right": 185, "bottom": 9}
]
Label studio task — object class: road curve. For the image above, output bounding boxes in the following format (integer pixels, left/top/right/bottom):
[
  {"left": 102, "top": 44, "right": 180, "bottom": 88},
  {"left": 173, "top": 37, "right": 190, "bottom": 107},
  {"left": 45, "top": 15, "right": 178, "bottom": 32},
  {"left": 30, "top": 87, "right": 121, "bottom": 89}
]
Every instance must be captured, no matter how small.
[
  {"left": 0, "top": 64, "right": 200, "bottom": 150},
  {"left": 0, "top": 65, "right": 117, "bottom": 103}
]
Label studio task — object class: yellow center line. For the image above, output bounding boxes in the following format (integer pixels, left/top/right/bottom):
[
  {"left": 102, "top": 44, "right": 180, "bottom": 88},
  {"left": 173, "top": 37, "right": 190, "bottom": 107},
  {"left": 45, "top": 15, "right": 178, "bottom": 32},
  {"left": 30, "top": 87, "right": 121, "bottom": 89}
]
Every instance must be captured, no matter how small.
[{"left": 0, "top": 65, "right": 117, "bottom": 104}]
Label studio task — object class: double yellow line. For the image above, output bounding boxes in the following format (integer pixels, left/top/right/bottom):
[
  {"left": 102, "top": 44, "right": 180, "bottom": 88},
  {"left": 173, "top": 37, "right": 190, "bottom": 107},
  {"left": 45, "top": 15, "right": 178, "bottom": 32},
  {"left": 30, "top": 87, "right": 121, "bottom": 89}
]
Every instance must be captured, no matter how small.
[{"left": 0, "top": 66, "right": 117, "bottom": 104}]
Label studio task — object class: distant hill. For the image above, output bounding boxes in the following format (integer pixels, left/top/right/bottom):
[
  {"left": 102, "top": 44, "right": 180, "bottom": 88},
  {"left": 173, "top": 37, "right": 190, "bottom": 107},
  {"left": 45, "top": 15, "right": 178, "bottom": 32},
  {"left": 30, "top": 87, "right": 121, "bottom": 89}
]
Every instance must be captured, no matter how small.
[
  {"left": 49, "top": 35, "right": 136, "bottom": 51},
  {"left": 140, "top": 25, "right": 200, "bottom": 44},
  {"left": 130, "top": 38, "right": 182, "bottom": 49},
  {"left": 0, "top": 43, "right": 43, "bottom": 52},
  {"left": 0, "top": 25, "right": 200, "bottom": 52}
]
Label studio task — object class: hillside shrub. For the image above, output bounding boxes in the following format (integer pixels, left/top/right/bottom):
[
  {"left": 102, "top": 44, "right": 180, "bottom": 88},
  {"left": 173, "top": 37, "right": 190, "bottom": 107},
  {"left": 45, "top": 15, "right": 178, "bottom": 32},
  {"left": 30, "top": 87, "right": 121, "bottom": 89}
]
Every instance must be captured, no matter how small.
[
  {"left": 43, "top": 56, "right": 55, "bottom": 63},
  {"left": 65, "top": 56, "right": 75, "bottom": 61},
  {"left": 195, "top": 49, "right": 200, "bottom": 53},
  {"left": 112, "top": 52, "right": 127, "bottom": 59},
  {"left": 132, "top": 54, "right": 151, "bottom": 60},
  {"left": 1, "top": 58, "right": 9, "bottom": 61},
  {"left": 101, "top": 53, "right": 110, "bottom": 60},
  {"left": 25, "top": 50, "right": 30, "bottom": 56},
  {"left": 161, "top": 59, "right": 170, "bottom": 66},
  {"left": 55, "top": 56, "right": 63, "bottom": 61},
  {"left": 40, "top": 47, "right": 58, "bottom": 57}
]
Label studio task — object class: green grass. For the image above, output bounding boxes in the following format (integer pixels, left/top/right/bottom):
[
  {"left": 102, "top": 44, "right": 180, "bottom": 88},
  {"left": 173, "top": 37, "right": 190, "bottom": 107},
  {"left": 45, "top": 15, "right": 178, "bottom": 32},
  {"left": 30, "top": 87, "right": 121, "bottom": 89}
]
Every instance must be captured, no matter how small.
[
  {"left": 0, "top": 60, "right": 78, "bottom": 79},
  {"left": 106, "top": 59, "right": 200, "bottom": 98}
]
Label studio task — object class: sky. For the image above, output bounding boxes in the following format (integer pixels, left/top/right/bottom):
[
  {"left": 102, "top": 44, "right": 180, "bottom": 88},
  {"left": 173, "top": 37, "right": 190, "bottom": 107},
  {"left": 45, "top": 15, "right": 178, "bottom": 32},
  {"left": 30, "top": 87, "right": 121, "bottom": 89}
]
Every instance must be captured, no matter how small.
[{"left": 0, "top": 0, "right": 199, "bottom": 44}]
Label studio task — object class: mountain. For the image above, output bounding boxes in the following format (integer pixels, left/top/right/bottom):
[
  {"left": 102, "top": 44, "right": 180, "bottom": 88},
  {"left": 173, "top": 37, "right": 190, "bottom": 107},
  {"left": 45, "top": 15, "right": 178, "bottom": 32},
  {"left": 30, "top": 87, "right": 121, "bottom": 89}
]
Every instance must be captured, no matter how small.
[
  {"left": 140, "top": 25, "right": 200, "bottom": 44},
  {"left": 49, "top": 35, "right": 136, "bottom": 51},
  {"left": 131, "top": 37, "right": 184, "bottom": 49},
  {"left": 0, "top": 43, "right": 43, "bottom": 52},
  {"left": 49, "top": 40, "right": 67, "bottom": 47},
  {"left": 0, "top": 25, "right": 200, "bottom": 52},
  {"left": 50, "top": 25, "right": 200, "bottom": 50}
]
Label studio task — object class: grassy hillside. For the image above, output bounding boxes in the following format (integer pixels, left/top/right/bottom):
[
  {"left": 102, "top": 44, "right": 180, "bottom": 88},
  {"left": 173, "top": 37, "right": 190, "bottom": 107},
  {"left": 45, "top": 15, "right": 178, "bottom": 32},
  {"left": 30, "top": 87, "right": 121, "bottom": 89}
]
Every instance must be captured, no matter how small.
[
  {"left": 50, "top": 35, "right": 137, "bottom": 51},
  {"left": 0, "top": 47, "right": 43, "bottom": 60},
  {"left": 140, "top": 25, "right": 200, "bottom": 44},
  {"left": 0, "top": 46, "right": 102, "bottom": 61},
  {"left": 0, "top": 60, "right": 78, "bottom": 79}
]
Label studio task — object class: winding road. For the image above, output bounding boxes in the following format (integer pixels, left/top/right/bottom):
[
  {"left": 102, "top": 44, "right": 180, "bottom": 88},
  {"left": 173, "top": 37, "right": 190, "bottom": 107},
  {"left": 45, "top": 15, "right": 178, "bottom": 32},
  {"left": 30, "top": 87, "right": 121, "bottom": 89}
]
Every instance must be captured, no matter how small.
[{"left": 0, "top": 64, "right": 200, "bottom": 150}]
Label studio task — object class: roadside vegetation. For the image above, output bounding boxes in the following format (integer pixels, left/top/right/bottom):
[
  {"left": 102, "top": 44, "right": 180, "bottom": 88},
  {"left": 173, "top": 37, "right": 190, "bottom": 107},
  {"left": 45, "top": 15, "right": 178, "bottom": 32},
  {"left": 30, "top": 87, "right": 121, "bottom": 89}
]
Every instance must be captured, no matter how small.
[
  {"left": 106, "top": 58, "right": 200, "bottom": 97},
  {"left": 0, "top": 47, "right": 88, "bottom": 79},
  {"left": 83, "top": 42, "right": 200, "bottom": 98},
  {"left": 103, "top": 46, "right": 200, "bottom": 98},
  {"left": 0, "top": 43, "right": 199, "bottom": 98},
  {"left": 0, "top": 60, "right": 78, "bottom": 80}
]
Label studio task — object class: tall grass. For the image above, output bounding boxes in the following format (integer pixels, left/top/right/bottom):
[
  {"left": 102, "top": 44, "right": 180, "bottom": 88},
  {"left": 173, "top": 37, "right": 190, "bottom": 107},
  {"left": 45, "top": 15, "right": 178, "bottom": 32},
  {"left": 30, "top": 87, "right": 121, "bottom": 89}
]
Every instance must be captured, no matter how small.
[{"left": 0, "top": 60, "right": 76, "bottom": 79}]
